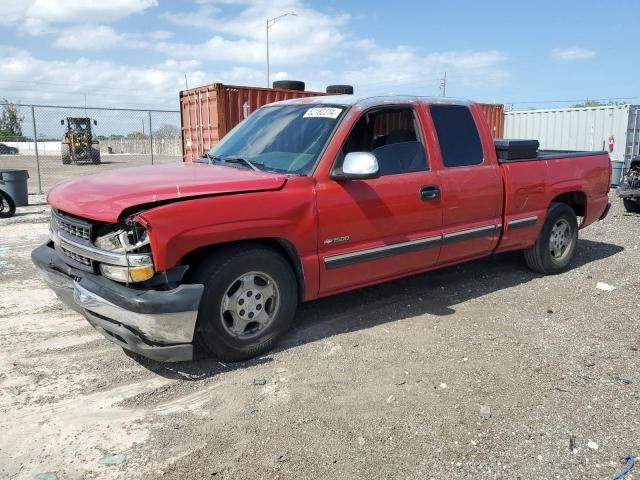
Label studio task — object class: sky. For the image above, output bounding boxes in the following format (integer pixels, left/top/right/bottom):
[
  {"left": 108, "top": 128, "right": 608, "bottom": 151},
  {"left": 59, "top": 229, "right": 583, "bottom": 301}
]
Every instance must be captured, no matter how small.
[{"left": 0, "top": 0, "right": 638, "bottom": 111}]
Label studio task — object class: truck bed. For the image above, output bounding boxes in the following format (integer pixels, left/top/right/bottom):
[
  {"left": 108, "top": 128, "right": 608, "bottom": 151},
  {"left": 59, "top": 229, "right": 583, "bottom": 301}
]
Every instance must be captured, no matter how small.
[{"left": 498, "top": 149, "right": 609, "bottom": 164}]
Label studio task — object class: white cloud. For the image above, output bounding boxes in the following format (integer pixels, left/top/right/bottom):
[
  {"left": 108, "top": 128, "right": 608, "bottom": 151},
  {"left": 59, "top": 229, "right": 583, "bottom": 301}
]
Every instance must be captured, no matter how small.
[
  {"left": 54, "top": 25, "right": 143, "bottom": 50},
  {"left": 551, "top": 47, "right": 596, "bottom": 61},
  {"left": 157, "top": 0, "right": 507, "bottom": 94},
  {"left": 53, "top": 25, "right": 173, "bottom": 50},
  {"left": 332, "top": 42, "right": 509, "bottom": 94},
  {"left": 160, "top": 0, "right": 350, "bottom": 66},
  {"left": 0, "top": 48, "right": 196, "bottom": 107},
  {"left": 161, "top": 4, "right": 220, "bottom": 29},
  {"left": 0, "top": 0, "right": 158, "bottom": 26},
  {"left": 0, "top": 0, "right": 512, "bottom": 107}
]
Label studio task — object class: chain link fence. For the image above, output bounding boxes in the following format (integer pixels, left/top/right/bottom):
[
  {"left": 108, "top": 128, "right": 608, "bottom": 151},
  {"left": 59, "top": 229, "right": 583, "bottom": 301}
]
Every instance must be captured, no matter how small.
[{"left": 0, "top": 103, "right": 181, "bottom": 194}]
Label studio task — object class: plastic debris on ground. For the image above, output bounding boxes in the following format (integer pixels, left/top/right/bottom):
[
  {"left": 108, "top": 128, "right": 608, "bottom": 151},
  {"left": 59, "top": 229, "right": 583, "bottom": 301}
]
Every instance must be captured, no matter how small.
[
  {"left": 609, "top": 455, "right": 635, "bottom": 480},
  {"left": 98, "top": 453, "right": 126, "bottom": 466},
  {"left": 596, "top": 282, "right": 616, "bottom": 291}
]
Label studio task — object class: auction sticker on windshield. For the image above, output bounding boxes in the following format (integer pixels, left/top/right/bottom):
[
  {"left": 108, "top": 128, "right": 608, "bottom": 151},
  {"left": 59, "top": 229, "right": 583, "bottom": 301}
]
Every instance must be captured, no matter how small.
[{"left": 303, "top": 107, "right": 343, "bottom": 119}]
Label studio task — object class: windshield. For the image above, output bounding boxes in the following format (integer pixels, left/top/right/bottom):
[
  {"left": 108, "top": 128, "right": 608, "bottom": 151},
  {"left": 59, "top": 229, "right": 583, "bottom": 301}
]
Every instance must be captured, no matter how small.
[
  {"left": 70, "top": 119, "right": 90, "bottom": 129},
  {"left": 207, "top": 104, "right": 346, "bottom": 175}
]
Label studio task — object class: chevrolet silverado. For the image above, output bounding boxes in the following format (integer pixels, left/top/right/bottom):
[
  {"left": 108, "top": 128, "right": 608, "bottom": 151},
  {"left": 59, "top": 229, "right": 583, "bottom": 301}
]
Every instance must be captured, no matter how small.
[{"left": 32, "top": 95, "right": 611, "bottom": 362}]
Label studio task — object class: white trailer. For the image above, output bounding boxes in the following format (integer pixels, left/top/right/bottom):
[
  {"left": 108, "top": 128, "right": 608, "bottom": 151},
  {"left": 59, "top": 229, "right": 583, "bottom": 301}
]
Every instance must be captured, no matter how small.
[{"left": 504, "top": 105, "right": 640, "bottom": 167}]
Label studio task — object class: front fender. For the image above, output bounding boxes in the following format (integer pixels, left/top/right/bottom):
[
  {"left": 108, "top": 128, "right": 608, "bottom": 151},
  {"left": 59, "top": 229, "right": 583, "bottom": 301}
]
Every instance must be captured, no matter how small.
[{"left": 138, "top": 177, "right": 319, "bottom": 297}]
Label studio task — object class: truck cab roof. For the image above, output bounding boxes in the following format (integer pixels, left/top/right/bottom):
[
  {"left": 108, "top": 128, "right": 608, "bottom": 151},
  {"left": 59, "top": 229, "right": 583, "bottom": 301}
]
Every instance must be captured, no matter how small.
[{"left": 269, "top": 94, "right": 473, "bottom": 108}]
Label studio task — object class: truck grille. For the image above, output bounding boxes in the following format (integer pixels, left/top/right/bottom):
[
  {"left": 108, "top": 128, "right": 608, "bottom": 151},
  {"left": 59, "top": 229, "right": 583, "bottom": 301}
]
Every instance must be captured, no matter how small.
[
  {"left": 60, "top": 246, "right": 92, "bottom": 266},
  {"left": 53, "top": 214, "right": 91, "bottom": 240},
  {"left": 51, "top": 209, "right": 96, "bottom": 272}
]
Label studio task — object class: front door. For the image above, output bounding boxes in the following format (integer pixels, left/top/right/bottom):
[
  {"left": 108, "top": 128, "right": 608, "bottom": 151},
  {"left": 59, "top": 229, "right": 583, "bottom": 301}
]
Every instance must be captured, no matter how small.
[{"left": 315, "top": 105, "right": 443, "bottom": 296}]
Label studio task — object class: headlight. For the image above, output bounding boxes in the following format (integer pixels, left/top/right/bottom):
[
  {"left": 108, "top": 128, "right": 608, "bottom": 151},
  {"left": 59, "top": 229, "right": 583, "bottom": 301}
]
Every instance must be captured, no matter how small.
[
  {"left": 95, "top": 225, "right": 150, "bottom": 253},
  {"left": 100, "top": 264, "right": 155, "bottom": 283},
  {"left": 95, "top": 221, "right": 154, "bottom": 283}
]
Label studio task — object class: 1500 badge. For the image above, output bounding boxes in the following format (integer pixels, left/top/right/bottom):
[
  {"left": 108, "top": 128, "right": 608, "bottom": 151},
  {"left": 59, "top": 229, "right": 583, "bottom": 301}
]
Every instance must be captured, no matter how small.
[{"left": 323, "top": 235, "right": 350, "bottom": 245}]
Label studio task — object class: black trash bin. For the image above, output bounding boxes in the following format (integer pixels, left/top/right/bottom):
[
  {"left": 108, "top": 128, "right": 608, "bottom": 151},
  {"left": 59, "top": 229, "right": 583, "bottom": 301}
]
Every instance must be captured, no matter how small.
[{"left": 0, "top": 169, "right": 29, "bottom": 207}]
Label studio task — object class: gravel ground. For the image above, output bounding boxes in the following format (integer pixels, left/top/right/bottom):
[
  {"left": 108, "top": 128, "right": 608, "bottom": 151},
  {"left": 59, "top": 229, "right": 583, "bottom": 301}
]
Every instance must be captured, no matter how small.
[{"left": 0, "top": 192, "right": 638, "bottom": 480}]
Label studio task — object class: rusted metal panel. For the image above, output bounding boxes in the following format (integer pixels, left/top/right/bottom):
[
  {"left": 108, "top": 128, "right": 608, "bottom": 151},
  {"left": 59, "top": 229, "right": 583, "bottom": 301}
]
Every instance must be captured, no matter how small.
[
  {"left": 478, "top": 103, "right": 504, "bottom": 138},
  {"left": 180, "top": 83, "right": 328, "bottom": 161}
]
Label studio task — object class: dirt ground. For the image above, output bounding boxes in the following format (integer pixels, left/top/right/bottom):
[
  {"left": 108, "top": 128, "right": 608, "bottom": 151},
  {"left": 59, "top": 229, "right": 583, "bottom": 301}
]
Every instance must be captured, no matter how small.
[
  {"left": 0, "top": 154, "right": 181, "bottom": 194},
  {"left": 0, "top": 192, "right": 638, "bottom": 480}
]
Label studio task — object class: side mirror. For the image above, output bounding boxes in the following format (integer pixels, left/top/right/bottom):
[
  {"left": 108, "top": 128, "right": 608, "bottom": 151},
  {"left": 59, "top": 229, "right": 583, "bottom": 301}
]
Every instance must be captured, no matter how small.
[
  {"left": 331, "top": 152, "right": 380, "bottom": 180},
  {"left": 93, "top": 120, "right": 97, "bottom": 126},
  {"left": 60, "top": 120, "right": 64, "bottom": 125}
]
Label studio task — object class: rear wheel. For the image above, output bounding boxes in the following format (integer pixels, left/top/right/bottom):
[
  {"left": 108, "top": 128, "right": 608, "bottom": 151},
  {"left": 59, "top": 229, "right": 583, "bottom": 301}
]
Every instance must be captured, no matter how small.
[
  {"left": 61, "top": 144, "right": 71, "bottom": 164},
  {"left": 524, "top": 203, "right": 578, "bottom": 275},
  {"left": 189, "top": 245, "right": 298, "bottom": 361},
  {"left": 623, "top": 198, "right": 640, "bottom": 213}
]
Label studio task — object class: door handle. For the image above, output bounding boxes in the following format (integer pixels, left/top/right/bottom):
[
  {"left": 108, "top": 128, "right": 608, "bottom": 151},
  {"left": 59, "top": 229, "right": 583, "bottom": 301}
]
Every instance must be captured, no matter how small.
[{"left": 419, "top": 185, "right": 440, "bottom": 201}]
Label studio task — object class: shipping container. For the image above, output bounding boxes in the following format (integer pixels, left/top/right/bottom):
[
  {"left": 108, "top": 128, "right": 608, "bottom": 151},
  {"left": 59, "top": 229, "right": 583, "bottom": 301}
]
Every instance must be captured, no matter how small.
[
  {"left": 180, "top": 83, "right": 505, "bottom": 161},
  {"left": 180, "top": 83, "right": 329, "bottom": 161},
  {"left": 504, "top": 105, "right": 640, "bottom": 166},
  {"left": 478, "top": 103, "right": 504, "bottom": 138}
]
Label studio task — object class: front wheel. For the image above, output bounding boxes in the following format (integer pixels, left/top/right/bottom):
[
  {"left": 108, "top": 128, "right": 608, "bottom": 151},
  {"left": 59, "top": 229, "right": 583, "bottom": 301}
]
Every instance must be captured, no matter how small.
[
  {"left": 61, "top": 144, "right": 71, "bottom": 164},
  {"left": 524, "top": 203, "right": 578, "bottom": 275},
  {"left": 91, "top": 148, "right": 101, "bottom": 165},
  {"left": 190, "top": 245, "right": 298, "bottom": 361}
]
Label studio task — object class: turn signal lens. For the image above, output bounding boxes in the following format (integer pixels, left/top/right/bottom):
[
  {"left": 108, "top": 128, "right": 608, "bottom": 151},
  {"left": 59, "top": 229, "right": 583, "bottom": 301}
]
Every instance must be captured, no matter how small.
[{"left": 100, "top": 264, "right": 155, "bottom": 283}]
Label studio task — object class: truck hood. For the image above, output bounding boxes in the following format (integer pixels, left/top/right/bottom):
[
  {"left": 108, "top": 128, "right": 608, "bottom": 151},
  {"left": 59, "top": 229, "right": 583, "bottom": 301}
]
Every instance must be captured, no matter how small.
[{"left": 47, "top": 163, "right": 288, "bottom": 223}]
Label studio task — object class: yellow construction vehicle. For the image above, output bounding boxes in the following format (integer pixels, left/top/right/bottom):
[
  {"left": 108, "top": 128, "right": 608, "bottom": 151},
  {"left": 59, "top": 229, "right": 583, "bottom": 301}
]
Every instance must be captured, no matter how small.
[{"left": 61, "top": 117, "right": 100, "bottom": 165}]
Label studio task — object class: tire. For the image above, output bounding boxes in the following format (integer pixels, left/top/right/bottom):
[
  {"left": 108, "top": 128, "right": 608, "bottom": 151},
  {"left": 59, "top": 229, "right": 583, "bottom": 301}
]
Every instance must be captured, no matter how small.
[
  {"left": 0, "top": 189, "right": 16, "bottom": 218},
  {"left": 326, "top": 84, "right": 354, "bottom": 95},
  {"left": 524, "top": 203, "right": 578, "bottom": 275},
  {"left": 91, "top": 148, "right": 101, "bottom": 165},
  {"left": 622, "top": 198, "right": 640, "bottom": 213},
  {"left": 189, "top": 244, "right": 298, "bottom": 361},
  {"left": 61, "top": 144, "right": 71, "bottom": 164},
  {"left": 272, "top": 80, "right": 305, "bottom": 91}
]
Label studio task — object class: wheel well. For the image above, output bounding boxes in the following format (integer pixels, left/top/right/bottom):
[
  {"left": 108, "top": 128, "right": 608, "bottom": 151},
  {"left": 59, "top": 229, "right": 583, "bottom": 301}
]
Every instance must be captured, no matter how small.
[
  {"left": 550, "top": 191, "right": 586, "bottom": 220},
  {"left": 181, "top": 238, "right": 305, "bottom": 301}
]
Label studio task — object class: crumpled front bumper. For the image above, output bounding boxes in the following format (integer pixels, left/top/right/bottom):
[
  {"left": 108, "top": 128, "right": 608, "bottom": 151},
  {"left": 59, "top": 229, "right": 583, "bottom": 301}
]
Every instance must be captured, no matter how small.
[{"left": 32, "top": 243, "right": 203, "bottom": 362}]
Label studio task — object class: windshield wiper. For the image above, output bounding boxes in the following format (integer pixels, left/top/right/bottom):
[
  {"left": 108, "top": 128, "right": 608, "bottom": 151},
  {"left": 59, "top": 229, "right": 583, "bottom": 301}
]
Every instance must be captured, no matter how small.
[
  {"left": 194, "top": 152, "right": 216, "bottom": 164},
  {"left": 219, "top": 156, "right": 263, "bottom": 172},
  {"left": 199, "top": 153, "right": 265, "bottom": 172}
]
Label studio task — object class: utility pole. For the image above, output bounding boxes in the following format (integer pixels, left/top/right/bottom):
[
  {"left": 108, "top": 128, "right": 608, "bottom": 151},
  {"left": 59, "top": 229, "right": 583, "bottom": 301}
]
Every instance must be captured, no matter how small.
[
  {"left": 266, "top": 12, "right": 297, "bottom": 87},
  {"left": 266, "top": 18, "right": 269, "bottom": 87},
  {"left": 439, "top": 72, "right": 447, "bottom": 97}
]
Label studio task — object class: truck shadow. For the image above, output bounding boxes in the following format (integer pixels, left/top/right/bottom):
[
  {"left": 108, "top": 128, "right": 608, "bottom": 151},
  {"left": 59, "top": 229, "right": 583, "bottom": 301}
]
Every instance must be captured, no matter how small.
[{"left": 134, "top": 239, "right": 623, "bottom": 380}]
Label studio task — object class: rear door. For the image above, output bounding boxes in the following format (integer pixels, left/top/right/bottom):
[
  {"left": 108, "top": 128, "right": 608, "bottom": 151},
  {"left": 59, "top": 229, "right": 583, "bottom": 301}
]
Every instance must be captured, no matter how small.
[
  {"left": 427, "top": 104, "right": 503, "bottom": 265},
  {"left": 315, "top": 104, "right": 443, "bottom": 295}
]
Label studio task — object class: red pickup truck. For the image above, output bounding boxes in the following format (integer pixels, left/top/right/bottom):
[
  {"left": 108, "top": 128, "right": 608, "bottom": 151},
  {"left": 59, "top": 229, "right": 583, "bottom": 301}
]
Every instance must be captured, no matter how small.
[{"left": 32, "top": 95, "right": 611, "bottom": 362}]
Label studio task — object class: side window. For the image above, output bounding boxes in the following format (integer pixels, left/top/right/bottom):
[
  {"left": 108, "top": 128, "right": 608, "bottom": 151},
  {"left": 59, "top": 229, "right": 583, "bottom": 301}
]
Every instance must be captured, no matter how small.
[
  {"left": 339, "top": 107, "right": 428, "bottom": 175},
  {"left": 430, "top": 105, "right": 483, "bottom": 167}
]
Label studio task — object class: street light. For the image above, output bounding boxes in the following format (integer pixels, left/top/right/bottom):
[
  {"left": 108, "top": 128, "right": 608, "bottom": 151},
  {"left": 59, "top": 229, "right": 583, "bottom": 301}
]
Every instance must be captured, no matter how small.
[{"left": 266, "top": 12, "right": 297, "bottom": 87}]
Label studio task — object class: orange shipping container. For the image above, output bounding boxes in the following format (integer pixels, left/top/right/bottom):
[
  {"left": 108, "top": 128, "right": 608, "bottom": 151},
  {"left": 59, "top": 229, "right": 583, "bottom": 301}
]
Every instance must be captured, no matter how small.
[
  {"left": 180, "top": 83, "right": 329, "bottom": 161},
  {"left": 478, "top": 103, "right": 505, "bottom": 138},
  {"left": 179, "top": 84, "right": 504, "bottom": 161}
]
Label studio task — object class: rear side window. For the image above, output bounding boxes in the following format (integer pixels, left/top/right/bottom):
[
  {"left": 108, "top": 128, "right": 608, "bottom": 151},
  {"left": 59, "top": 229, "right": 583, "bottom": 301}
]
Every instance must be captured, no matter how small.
[{"left": 430, "top": 105, "right": 483, "bottom": 167}]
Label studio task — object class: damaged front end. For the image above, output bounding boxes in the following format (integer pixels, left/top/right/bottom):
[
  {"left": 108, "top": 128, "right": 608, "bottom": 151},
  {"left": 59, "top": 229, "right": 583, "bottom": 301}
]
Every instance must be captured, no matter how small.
[{"left": 32, "top": 209, "right": 203, "bottom": 362}]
